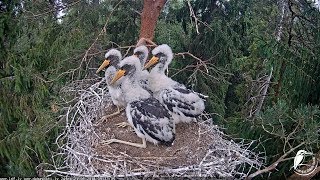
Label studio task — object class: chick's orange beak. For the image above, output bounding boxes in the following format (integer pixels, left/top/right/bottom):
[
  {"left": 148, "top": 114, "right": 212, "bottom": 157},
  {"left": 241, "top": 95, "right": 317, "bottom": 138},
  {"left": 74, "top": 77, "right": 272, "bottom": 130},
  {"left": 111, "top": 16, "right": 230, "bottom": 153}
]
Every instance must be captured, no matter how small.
[
  {"left": 143, "top": 56, "right": 159, "bottom": 70},
  {"left": 110, "top": 69, "right": 126, "bottom": 84},
  {"left": 96, "top": 59, "right": 110, "bottom": 73}
]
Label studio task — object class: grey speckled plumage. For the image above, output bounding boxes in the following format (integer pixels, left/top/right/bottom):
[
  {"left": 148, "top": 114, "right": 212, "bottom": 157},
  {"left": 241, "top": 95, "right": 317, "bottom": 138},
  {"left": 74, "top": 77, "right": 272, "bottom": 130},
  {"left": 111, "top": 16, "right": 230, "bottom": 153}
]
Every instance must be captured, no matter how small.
[
  {"left": 127, "top": 98, "right": 175, "bottom": 146},
  {"left": 103, "top": 49, "right": 126, "bottom": 108},
  {"left": 157, "top": 87, "right": 205, "bottom": 123},
  {"left": 147, "top": 44, "right": 206, "bottom": 124},
  {"left": 133, "top": 45, "right": 153, "bottom": 95},
  {"left": 117, "top": 56, "right": 175, "bottom": 146}
]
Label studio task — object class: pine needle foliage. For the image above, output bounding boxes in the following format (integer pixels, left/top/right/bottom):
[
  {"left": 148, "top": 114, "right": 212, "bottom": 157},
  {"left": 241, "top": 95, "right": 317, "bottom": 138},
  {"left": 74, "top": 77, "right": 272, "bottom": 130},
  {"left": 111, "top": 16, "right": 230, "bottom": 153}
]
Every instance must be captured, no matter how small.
[
  {"left": 157, "top": 0, "right": 319, "bottom": 178},
  {"left": 0, "top": 0, "right": 319, "bottom": 178},
  {"left": 0, "top": 0, "right": 140, "bottom": 176}
]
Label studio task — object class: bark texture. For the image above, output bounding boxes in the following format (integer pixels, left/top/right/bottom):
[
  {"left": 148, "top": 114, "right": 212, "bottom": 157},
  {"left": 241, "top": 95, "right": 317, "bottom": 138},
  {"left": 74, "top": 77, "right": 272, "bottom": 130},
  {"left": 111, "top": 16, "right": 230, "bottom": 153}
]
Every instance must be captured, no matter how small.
[{"left": 139, "top": 0, "right": 166, "bottom": 41}]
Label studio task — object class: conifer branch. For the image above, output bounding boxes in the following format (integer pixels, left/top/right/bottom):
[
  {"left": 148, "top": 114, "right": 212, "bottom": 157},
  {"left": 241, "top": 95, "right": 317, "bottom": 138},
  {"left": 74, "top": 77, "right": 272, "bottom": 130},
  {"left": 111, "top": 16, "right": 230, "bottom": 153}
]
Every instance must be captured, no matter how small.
[{"left": 24, "top": 0, "right": 81, "bottom": 19}]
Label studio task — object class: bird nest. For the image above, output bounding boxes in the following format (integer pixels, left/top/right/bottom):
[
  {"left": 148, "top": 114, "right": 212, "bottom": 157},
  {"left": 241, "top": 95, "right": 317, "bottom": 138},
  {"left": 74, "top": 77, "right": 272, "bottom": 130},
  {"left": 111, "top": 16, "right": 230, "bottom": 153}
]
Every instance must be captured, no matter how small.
[{"left": 43, "top": 77, "right": 265, "bottom": 178}]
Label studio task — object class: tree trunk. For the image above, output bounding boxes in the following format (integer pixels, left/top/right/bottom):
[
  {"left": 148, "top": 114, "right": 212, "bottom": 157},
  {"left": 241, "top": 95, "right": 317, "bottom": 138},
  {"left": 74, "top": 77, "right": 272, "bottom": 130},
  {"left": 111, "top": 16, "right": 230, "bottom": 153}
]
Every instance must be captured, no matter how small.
[
  {"left": 139, "top": 0, "right": 166, "bottom": 42},
  {"left": 274, "top": 0, "right": 294, "bottom": 101}
]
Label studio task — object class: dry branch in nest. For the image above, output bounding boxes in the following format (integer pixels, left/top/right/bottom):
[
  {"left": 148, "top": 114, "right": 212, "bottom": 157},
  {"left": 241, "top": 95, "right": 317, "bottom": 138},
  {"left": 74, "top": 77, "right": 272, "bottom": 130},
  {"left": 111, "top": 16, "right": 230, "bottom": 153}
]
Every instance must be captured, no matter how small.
[
  {"left": 244, "top": 67, "right": 274, "bottom": 119},
  {"left": 42, "top": 76, "right": 265, "bottom": 178}
]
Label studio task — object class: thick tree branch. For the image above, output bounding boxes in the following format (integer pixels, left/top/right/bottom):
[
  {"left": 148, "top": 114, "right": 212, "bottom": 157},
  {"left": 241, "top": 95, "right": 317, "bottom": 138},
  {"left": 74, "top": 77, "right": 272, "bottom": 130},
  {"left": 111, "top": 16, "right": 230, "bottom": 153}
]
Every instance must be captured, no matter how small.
[{"left": 254, "top": 67, "right": 273, "bottom": 117}]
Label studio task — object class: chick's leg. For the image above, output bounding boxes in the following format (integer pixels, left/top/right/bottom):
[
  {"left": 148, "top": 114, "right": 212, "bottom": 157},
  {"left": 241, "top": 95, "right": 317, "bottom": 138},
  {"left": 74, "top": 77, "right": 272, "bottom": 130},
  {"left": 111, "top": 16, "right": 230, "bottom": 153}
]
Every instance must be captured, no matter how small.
[
  {"left": 104, "top": 105, "right": 124, "bottom": 118},
  {"left": 102, "top": 138, "right": 146, "bottom": 148}
]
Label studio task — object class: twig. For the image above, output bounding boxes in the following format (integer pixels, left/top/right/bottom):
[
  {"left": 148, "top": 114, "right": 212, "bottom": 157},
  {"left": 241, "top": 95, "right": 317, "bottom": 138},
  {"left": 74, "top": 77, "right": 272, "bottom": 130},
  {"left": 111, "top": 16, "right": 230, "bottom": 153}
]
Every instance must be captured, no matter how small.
[
  {"left": 187, "top": 0, "right": 199, "bottom": 34},
  {"left": 254, "top": 67, "right": 273, "bottom": 117},
  {"left": 245, "top": 66, "right": 274, "bottom": 119},
  {"left": 175, "top": 52, "right": 209, "bottom": 73},
  {"left": 76, "top": 0, "right": 124, "bottom": 78},
  {"left": 136, "top": 37, "right": 157, "bottom": 47}
]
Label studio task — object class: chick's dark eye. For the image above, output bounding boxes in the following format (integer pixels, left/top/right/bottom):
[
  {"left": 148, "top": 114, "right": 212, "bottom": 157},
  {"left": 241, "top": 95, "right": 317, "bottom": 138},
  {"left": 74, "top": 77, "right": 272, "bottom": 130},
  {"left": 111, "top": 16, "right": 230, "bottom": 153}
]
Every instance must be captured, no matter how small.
[
  {"left": 156, "top": 52, "right": 165, "bottom": 58},
  {"left": 108, "top": 55, "right": 115, "bottom": 60},
  {"left": 122, "top": 64, "right": 130, "bottom": 70},
  {"left": 119, "top": 67, "right": 128, "bottom": 76},
  {"left": 135, "top": 52, "right": 142, "bottom": 56}
]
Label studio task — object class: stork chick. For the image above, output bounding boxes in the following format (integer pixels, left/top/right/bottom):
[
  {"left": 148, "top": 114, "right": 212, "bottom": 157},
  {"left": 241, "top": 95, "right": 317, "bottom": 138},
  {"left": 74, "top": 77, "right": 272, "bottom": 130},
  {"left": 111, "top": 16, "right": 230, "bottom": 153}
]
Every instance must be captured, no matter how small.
[
  {"left": 96, "top": 49, "right": 125, "bottom": 119},
  {"left": 103, "top": 56, "right": 175, "bottom": 148},
  {"left": 133, "top": 45, "right": 152, "bottom": 94},
  {"left": 144, "top": 44, "right": 206, "bottom": 124}
]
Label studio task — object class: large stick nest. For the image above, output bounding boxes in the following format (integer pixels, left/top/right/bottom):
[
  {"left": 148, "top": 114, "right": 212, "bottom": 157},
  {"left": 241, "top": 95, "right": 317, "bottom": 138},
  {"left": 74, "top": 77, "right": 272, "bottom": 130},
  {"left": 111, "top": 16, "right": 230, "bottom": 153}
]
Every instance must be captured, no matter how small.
[{"left": 43, "top": 77, "right": 265, "bottom": 178}]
